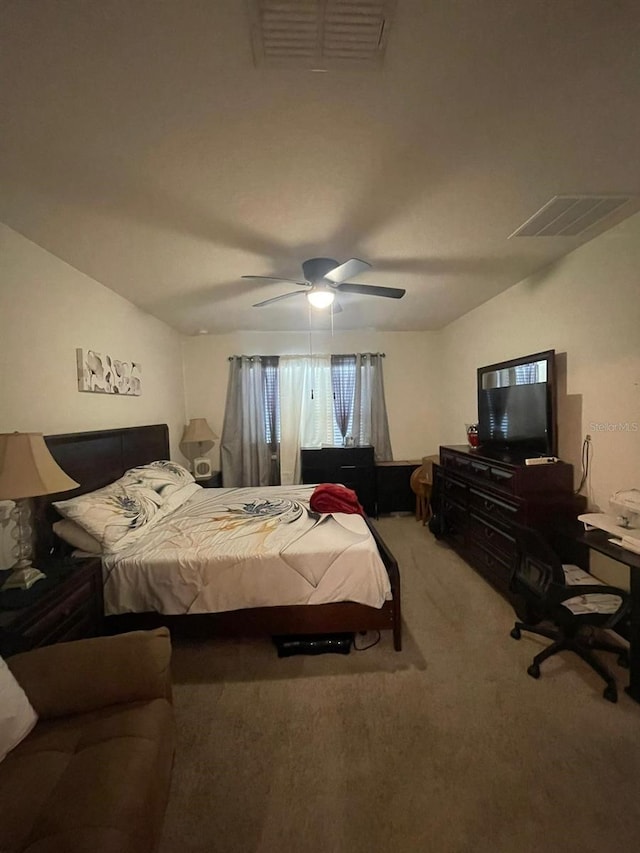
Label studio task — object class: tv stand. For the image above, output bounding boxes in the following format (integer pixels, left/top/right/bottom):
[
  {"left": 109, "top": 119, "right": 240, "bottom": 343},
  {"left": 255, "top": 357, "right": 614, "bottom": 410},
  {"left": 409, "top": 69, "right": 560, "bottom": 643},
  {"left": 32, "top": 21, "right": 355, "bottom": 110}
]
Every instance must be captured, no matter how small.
[{"left": 434, "top": 445, "right": 584, "bottom": 593}]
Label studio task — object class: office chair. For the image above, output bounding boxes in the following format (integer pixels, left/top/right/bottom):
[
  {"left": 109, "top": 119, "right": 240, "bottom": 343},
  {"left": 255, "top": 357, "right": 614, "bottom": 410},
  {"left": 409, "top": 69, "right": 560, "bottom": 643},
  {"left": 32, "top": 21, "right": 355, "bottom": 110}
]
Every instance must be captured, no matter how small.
[{"left": 509, "top": 525, "right": 630, "bottom": 702}]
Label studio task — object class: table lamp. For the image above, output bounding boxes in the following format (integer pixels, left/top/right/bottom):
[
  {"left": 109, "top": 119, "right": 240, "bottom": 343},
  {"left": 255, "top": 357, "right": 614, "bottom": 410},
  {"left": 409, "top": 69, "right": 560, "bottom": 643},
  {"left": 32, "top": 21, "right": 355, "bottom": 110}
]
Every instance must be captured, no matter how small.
[
  {"left": 0, "top": 432, "right": 79, "bottom": 590},
  {"left": 181, "top": 418, "right": 218, "bottom": 480}
]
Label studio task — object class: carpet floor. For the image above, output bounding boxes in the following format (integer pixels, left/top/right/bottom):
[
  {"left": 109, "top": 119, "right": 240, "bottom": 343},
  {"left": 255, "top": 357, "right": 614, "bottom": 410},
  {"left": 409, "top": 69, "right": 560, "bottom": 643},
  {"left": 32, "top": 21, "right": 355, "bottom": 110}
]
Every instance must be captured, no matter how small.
[{"left": 159, "top": 516, "right": 640, "bottom": 853}]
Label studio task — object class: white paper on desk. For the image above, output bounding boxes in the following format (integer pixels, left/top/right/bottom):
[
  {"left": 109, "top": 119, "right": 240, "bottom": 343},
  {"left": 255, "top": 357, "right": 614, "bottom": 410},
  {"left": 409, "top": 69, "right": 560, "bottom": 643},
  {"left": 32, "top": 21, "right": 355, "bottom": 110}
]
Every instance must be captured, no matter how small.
[{"left": 579, "top": 513, "right": 640, "bottom": 544}]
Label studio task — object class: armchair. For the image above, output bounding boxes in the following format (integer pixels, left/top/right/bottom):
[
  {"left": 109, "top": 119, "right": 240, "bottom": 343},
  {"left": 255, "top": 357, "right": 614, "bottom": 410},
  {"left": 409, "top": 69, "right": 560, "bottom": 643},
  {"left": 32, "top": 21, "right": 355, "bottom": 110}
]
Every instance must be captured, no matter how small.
[{"left": 509, "top": 525, "right": 630, "bottom": 703}]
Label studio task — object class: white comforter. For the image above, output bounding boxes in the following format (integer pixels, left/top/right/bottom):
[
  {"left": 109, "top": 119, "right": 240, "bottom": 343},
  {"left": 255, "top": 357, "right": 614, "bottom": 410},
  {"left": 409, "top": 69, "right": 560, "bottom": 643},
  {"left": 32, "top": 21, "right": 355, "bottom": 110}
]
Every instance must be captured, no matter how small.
[{"left": 102, "top": 485, "right": 391, "bottom": 616}]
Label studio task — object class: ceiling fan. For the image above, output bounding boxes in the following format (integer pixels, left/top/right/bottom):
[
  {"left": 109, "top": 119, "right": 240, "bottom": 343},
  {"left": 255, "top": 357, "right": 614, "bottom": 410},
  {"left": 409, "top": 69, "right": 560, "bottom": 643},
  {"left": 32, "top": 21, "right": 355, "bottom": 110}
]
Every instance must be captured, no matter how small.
[{"left": 242, "top": 257, "right": 406, "bottom": 310}]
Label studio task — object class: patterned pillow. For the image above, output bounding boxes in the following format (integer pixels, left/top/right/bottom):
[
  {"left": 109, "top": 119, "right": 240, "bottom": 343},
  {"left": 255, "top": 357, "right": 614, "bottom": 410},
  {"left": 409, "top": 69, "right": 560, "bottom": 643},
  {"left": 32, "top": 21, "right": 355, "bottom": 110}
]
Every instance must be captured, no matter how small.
[
  {"left": 121, "top": 461, "right": 195, "bottom": 496},
  {"left": 53, "top": 480, "right": 167, "bottom": 551}
]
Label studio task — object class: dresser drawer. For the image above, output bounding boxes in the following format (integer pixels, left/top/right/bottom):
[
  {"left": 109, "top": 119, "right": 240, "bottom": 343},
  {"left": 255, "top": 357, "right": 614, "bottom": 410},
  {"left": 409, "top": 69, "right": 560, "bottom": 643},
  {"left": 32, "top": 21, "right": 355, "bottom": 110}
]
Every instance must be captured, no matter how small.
[
  {"left": 0, "top": 560, "right": 103, "bottom": 656},
  {"left": 442, "top": 497, "right": 468, "bottom": 546},
  {"left": 468, "top": 541, "right": 514, "bottom": 592},
  {"left": 468, "top": 459, "right": 515, "bottom": 492},
  {"left": 442, "top": 475, "right": 468, "bottom": 508},
  {"left": 468, "top": 512, "right": 516, "bottom": 562},
  {"left": 18, "top": 573, "right": 96, "bottom": 646},
  {"left": 468, "top": 487, "right": 519, "bottom": 529},
  {"left": 440, "top": 449, "right": 515, "bottom": 493}
]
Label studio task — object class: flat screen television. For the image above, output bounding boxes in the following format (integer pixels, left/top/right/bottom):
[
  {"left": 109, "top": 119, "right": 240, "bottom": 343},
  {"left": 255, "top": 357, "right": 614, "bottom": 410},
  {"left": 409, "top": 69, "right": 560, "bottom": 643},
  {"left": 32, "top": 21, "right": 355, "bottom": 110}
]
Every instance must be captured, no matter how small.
[{"left": 477, "top": 350, "right": 557, "bottom": 456}]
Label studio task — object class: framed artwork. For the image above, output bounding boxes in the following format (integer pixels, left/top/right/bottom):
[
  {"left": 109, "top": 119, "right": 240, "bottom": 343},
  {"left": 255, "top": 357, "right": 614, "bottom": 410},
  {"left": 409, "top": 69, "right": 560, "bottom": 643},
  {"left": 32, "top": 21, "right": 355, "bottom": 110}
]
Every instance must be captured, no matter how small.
[{"left": 76, "top": 348, "right": 142, "bottom": 396}]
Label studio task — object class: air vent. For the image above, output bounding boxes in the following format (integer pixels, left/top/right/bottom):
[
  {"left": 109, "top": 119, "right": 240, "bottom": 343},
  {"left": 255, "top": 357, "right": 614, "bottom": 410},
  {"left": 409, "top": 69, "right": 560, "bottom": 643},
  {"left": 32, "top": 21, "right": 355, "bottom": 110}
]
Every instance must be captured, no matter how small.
[
  {"left": 248, "top": 0, "right": 395, "bottom": 70},
  {"left": 509, "top": 195, "right": 633, "bottom": 238}
]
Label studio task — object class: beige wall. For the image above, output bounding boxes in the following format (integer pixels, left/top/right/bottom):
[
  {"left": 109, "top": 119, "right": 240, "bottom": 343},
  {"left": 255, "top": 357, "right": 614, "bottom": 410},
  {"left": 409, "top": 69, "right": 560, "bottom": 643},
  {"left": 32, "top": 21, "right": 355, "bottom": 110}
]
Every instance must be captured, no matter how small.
[
  {"left": 439, "top": 211, "right": 640, "bottom": 585},
  {"left": 182, "top": 329, "right": 441, "bottom": 470},
  {"left": 0, "top": 223, "right": 187, "bottom": 459}
]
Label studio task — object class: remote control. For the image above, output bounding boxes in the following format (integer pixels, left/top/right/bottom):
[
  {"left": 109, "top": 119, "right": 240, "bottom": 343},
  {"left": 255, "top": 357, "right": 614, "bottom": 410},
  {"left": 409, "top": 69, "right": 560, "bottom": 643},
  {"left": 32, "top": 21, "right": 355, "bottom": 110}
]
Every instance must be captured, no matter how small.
[{"left": 524, "top": 456, "right": 558, "bottom": 465}]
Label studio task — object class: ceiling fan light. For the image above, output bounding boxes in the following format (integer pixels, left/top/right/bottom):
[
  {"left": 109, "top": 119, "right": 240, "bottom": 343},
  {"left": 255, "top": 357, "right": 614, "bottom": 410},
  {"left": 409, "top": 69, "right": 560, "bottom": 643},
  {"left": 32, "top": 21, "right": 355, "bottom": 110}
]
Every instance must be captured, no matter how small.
[{"left": 307, "top": 288, "right": 335, "bottom": 309}]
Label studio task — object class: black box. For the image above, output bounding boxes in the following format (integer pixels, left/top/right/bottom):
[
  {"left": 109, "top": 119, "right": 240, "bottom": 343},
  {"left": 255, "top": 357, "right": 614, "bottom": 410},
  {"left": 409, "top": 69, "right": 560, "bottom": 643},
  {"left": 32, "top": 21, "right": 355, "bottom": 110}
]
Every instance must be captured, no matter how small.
[{"left": 272, "top": 633, "right": 354, "bottom": 657}]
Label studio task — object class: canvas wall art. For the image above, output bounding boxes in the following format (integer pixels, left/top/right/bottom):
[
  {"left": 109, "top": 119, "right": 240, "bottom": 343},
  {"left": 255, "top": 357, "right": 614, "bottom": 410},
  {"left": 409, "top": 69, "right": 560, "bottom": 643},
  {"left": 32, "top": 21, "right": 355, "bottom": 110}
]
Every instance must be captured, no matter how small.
[{"left": 76, "top": 348, "right": 142, "bottom": 395}]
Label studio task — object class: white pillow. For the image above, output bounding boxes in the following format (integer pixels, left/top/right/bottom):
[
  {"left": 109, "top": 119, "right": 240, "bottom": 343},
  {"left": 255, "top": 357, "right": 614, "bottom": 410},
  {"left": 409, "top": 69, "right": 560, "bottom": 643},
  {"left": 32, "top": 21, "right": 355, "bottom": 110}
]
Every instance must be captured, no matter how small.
[
  {"left": 53, "top": 480, "right": 165, "bottom": 550},
  {"left": 53, "top": 519, "right": 102, "bottom": 554},
  {"left": 0, "top": 656, "right": 38, "bottom": 762},
  {"left": 122, "top": 460, "right": 195, "bottom": 495}
]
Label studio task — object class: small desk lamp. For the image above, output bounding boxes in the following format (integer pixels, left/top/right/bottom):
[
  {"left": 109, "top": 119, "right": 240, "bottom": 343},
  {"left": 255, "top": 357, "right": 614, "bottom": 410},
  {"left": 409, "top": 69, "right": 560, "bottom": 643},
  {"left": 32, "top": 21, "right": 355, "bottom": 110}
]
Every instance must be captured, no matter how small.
[
  {"left": 0, "top": 432, "right": 79, "bottom": 590},
  {"left": 181, "top": 418, "right": 218, "bottom": 480}
]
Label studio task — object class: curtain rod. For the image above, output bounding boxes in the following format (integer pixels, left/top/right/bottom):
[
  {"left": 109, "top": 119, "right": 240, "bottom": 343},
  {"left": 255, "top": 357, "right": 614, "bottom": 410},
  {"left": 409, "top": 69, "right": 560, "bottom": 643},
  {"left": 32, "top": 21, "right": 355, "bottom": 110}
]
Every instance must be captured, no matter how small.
[{"left": 228, "top": 352, "right": 385, "bottom": 361}]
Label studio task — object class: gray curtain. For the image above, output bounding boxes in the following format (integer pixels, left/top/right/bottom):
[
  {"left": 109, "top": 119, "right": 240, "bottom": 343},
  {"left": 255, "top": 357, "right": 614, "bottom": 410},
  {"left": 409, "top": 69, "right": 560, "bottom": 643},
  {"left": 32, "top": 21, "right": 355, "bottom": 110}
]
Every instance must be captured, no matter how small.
[
  {"left": 352, "top": 353, "right": 393, "bottom": 461},
  {"left": 220, "top": 356, "right": 273, "bottom": 487}
]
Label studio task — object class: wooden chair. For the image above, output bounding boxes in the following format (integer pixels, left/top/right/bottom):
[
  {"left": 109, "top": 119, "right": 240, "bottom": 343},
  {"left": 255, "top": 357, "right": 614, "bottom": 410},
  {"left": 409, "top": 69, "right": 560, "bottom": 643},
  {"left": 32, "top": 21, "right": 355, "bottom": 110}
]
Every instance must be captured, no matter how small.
[
  {"left": 410, "top": 455, "right": 439, "bottom": 524},
  {"left": 410, "top": 467, "right": 428, "bottom": 523}
]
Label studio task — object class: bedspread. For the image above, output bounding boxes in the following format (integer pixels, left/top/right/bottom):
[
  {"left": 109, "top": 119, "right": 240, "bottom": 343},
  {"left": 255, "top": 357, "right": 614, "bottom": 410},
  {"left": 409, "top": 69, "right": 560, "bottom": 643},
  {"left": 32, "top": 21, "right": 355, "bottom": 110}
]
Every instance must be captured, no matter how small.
[{"left": 102, "top": 485, "right": 391, "bottom": 616}]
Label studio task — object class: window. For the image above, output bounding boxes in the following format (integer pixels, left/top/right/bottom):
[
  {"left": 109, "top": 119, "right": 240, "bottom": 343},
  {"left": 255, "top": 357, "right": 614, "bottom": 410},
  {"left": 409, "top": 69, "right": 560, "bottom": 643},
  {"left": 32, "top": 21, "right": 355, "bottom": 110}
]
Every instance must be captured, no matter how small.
[
  {"left": 262, "top": 356, "right": 280, "bottom": 445},
  {"left": 221, "top": 351, "right": 391, "bottom": 487}
]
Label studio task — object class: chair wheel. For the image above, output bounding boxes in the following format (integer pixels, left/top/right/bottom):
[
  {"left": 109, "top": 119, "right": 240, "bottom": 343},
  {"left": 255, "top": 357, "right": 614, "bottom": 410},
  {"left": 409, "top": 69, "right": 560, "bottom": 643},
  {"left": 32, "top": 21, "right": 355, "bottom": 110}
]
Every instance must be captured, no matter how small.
[
  {"left": 510, "top": 627, "right": 521, "bottom": 640},
  {"left": 618, "top": 653, "right": 630, "bottom": 669},
  {"left": 603, "top": 685, "right": 618, "bottom": 703},
  {"left": 527, "top": 664, "right": 540, "bottom": 679}
]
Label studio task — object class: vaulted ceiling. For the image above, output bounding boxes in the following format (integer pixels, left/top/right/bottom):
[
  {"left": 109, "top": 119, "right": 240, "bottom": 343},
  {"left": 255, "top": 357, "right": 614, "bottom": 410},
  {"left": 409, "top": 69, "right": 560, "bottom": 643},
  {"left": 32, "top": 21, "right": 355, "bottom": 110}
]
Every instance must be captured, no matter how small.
[{"left": 1, "top": 1, "right": 639, "bottom": 334}]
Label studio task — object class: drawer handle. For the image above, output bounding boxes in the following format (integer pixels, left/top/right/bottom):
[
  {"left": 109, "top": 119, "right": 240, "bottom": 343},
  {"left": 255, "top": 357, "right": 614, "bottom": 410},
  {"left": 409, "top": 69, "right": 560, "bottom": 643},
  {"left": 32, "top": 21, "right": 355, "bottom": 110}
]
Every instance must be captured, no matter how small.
[
  {"left": 484, "top": 527, "right": 495, "bottom": 540},
  {"left": 483, "top": 499, "right": 494, "bottom": 512}
]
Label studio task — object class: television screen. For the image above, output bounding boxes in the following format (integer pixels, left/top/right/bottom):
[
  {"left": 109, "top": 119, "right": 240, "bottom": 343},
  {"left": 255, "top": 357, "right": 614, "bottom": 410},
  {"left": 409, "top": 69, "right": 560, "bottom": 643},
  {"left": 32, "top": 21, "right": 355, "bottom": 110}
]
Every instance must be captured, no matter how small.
[{"left": 477, "top": 351, "right": 556, "bottom": 455}]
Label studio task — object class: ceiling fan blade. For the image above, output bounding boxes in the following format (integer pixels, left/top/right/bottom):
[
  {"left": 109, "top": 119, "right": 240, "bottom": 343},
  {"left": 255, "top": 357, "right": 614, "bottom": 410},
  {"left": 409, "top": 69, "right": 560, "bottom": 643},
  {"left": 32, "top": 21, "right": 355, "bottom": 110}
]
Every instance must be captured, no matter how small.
[
  {"left": 337, "top": 283, "right": 406, "bottom": 299},
  {"left": 324, "top": 258, "right": 371, "bottom": 284},
  {"left": 242, "top": 275, "right": 307, "bottom": 287},
  {"left": 252, "top": 291, "right": 307, "bottom": 307}
]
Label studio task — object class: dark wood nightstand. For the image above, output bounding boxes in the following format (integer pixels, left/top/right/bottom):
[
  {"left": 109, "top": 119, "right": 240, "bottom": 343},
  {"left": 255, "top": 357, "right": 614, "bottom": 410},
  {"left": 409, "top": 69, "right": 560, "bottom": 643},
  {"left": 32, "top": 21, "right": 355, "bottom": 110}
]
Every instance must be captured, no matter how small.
[
  {"left": 300, "top": 446, "right": 376, "bottom": 516},
  {"left": 197, "top": 471, "right": 222, "bottom": 488},
  {"left": 0, "top": 557, "right": 104, "bottom": 657}
]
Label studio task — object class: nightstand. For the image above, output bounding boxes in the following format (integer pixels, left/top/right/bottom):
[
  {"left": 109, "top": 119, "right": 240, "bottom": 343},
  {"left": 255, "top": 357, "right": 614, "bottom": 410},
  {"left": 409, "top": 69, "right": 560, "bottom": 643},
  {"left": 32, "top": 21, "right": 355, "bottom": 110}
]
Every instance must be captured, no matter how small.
[
  {"left": 0, "top": 557, "right": 104, "bottom": 657},
  {"left": 197, "top": 471, "right": 222, "bottom": 488}
]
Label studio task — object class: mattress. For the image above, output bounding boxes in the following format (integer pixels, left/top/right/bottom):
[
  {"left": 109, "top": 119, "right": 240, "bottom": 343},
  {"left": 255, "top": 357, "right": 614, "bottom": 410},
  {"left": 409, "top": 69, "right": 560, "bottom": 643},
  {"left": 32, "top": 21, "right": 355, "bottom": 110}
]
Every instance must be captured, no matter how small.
[{"left": 102, "top": 485, "right": 392, "bottom": 616}]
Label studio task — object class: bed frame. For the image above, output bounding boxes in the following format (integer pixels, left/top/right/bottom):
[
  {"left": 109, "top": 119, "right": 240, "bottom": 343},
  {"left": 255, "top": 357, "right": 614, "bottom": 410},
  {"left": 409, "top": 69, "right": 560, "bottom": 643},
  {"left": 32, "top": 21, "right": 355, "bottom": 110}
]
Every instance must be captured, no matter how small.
[{"left": 35, "top": 424, "right": 402, "bottom": 651}]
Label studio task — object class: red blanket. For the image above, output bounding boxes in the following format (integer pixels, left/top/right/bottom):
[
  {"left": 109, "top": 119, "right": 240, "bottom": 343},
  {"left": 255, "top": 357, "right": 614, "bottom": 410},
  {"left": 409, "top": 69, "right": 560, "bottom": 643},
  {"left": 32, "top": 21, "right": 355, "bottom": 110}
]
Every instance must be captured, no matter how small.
[{"left": 310, "top": 483, "right": 365, "bottom": 516}]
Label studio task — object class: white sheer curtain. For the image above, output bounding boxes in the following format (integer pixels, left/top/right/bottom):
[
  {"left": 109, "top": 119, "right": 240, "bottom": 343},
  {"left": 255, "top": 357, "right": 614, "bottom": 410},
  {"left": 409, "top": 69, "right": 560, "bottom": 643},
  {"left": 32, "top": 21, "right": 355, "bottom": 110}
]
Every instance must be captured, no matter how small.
[
  {"left": 279, "top": 355, "right": 333, "bottom": 485},
  {"left": 352, "top": 353, "right": 393, "bottom": 461},
  {"left": 220, "top": 356, "right": 273, "bottom": 487}
]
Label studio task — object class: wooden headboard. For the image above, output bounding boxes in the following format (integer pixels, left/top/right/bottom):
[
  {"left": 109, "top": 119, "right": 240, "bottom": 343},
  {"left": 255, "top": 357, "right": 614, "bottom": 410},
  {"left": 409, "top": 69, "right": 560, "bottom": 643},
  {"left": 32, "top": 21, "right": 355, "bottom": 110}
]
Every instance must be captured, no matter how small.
[{"left": 34, "top": 423, "right": 170, "bottom": 561}]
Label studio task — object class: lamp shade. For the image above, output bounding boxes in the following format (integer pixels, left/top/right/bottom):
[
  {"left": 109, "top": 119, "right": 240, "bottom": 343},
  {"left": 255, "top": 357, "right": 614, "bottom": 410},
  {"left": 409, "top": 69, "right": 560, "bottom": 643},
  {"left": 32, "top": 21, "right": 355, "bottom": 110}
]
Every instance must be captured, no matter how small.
[
  {"left": 181, "top": 418, "right": 218, "bottom": 453},
  {"left": 0, "top": 432, "right": 80, "bottom": 500},
  {"left": 307, "top": 287, "right": 335, "bottom": 309}
]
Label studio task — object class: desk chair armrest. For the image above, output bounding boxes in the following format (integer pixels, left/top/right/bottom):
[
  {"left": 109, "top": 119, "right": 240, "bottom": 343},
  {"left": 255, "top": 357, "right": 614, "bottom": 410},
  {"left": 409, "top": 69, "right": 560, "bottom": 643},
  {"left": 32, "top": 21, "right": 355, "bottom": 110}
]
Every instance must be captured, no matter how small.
[{"left": 555, "top": 585, "right": 631, "bottom": 626}]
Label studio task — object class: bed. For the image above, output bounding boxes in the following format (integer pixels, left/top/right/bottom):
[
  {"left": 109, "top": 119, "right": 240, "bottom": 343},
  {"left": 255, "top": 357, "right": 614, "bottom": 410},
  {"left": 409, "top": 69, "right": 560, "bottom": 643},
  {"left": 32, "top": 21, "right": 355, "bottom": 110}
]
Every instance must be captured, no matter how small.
[{"left": 34, "top": 424, "right": 402, "bottom": 650}]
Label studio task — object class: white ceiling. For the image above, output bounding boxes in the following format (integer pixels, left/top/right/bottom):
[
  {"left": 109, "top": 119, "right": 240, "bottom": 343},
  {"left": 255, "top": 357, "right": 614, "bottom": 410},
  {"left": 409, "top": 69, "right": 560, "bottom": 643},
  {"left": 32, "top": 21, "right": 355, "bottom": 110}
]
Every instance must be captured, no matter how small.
[{"left": 1, "top": 1, "right": 639, "bottom": 335}]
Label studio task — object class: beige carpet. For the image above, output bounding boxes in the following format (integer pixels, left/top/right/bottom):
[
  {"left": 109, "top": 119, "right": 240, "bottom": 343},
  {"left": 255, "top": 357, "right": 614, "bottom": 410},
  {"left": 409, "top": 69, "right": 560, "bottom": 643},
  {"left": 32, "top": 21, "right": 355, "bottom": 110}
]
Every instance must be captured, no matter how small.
[{"left": 159, "top": 516, "right": 640, "bottom": 853}]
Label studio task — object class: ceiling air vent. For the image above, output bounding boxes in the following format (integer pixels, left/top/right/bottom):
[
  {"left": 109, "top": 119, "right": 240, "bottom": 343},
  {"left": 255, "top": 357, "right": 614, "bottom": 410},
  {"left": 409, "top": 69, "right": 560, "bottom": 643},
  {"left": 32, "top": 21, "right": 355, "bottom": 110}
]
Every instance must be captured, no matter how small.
[
  {"left": 248, "top": 0, "right": 395, "bottom": 70},
  {"left": 509, "top": 195, "right": 633, "bottom": 238}
]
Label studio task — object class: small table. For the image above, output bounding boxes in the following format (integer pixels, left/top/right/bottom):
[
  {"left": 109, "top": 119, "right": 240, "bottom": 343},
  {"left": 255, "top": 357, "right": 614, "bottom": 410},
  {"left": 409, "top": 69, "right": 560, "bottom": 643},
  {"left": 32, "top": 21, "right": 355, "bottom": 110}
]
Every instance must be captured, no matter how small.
[
  {"left": 0, "top": 557, "right": 103, "bottom": 657},
  {"left": 196, "top": 471, "right": 222, "bottom": 488},
  {"left": 578, "top": 529, "right": 640, "bottom": 703}
]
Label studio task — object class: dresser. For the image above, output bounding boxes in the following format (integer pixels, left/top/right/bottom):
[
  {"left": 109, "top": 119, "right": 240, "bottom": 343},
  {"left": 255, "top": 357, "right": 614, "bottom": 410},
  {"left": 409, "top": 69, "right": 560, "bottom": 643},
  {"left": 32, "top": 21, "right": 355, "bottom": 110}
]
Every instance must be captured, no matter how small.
[
  {"left": 435, "top": 445, "right": 584, "bottom": 593},
  {"left": 0, "top": 557, "right": 104, "bottom": 657},
  {"left": 300, "top": 446, "right": 377, "bottom": 515}
]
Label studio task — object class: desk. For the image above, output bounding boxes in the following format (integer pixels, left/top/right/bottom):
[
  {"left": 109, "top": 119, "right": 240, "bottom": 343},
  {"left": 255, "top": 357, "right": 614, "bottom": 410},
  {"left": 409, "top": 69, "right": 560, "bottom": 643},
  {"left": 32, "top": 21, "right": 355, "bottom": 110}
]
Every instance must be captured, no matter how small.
[{"left": 579, "top": 529, "right": 640, "bottom": 703}]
